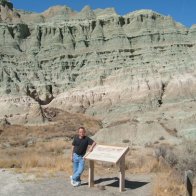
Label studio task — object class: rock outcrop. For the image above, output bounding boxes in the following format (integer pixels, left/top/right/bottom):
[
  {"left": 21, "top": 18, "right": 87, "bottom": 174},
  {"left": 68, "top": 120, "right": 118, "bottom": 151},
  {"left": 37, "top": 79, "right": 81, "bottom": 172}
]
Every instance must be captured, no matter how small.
[{"left": 0, "top": 2, "right": 196, "bottom": 144}]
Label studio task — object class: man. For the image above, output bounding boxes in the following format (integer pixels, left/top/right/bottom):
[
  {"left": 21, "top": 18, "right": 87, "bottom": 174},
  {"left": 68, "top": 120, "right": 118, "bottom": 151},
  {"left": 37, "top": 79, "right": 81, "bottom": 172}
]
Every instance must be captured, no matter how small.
[{"left": 70, "top": 127, "right": 96, "bottom": 187}]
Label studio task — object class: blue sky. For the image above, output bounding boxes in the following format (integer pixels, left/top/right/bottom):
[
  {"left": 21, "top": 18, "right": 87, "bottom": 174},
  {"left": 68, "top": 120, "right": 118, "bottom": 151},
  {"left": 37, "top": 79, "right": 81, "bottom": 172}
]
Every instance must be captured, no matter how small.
[{"left": 11, "top": 0, "right": 195, "bottom": 27}]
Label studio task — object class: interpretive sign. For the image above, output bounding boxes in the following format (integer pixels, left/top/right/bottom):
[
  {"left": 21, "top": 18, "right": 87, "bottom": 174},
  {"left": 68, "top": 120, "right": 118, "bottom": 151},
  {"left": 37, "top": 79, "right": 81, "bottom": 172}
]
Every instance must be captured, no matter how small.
[
  {"left": 84, "top": 145, "right": 129, "bottom": 192},
  {"left": 84, "top": 145, "right": 129, "bottom": 163}
]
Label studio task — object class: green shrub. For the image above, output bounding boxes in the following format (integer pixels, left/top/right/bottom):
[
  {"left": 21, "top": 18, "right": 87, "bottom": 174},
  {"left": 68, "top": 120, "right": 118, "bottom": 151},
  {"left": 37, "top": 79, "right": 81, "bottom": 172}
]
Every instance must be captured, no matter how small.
[
  {"left": 175, "top": 140, "right": 196, "bottom": 176},
  {"left": 154, "top": 140, "right": 196, "bottom": 178}
]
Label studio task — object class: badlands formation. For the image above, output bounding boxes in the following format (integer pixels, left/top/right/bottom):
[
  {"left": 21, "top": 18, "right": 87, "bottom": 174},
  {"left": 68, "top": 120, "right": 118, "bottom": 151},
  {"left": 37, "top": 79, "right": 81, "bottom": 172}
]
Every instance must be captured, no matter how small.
[{"left": 0, "top": 1, "right": 196, "bottom": 145}]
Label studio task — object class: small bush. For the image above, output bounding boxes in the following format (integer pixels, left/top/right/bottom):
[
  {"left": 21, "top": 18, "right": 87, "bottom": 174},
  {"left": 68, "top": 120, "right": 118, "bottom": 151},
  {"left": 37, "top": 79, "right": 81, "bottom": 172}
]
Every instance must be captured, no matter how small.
[
  {"left": 165, "top": 150, "right": 178, "bottom": 167},
  {"left": 154, "top": 145, "right": 167, "bottom": 160},
  {"left": 122, "top": 139, "right": 130, "bottom": 143},
  {"left": 154, "top": 140, "right": 196, "bottom": 178},
  {"left": 159, "top": 136, "right": 165, "bottom": 140},
  {"left": 174, "top": 140, "right": 196, "bottom": 177}
]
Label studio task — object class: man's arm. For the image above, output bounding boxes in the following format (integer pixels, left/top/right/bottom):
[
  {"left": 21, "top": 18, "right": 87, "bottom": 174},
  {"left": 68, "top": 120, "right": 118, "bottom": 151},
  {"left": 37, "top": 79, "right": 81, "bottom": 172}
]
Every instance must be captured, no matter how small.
[
  {"left": 88, "top": 141, "right": 96, "bottom": 152},
  {"left": 71, "top": 145, "right": 74, "bottom": 162},
  {"left": 71, "top": 136, "right": 76, "bottom": 161}
]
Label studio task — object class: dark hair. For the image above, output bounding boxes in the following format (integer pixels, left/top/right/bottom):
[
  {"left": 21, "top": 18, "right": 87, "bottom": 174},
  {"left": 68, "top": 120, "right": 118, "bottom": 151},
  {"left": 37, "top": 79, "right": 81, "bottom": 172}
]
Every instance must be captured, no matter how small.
[{"left": 78, "top": 127, "right": 86, "bottom": 131}]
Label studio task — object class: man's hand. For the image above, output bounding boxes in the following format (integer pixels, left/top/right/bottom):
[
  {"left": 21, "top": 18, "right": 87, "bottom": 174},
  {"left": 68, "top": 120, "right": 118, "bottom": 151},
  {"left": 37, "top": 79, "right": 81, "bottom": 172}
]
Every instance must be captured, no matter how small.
[
  {"left": 88, "top": 142, "right": 96, "bottom": 152},
  {"left": 88, "top": 147, "right": 93, "bottom": 152}
]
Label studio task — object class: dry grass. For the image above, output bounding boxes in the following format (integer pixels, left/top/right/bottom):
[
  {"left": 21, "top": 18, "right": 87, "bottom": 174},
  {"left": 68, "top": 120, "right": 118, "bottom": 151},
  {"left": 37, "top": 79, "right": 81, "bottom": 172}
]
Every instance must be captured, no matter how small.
[
  {"left": 34, "top": 140, "right": 69, "bottom": 154},
  {"left": 0, "top": 142, "right": 192, "bottom": 196},
  {"left": 125, "top": 148, "right": 160, "bottom": 174},
  {"left": 123, "top": 147, "right": 189, "bottom": 196},
  {"left": 0, "top": 109, "right": 102, "bottom": 176},
  {"left": 153, "top": 171, "right": 185, "bottom": 196},
  {"left": 0, "top": 140, "right": 73, "bottom": 175},
  {"left": 152, "top": 140, "right": 196, "bottom": 196},
  {"left": 152, "top": 149, "right": 186, "bottom": 196},
  {"left": 175, "top": 139, "right": 196, "bottom": 176},
  {"left": 126, "top": 155, "right": 159, "bottom": 173},
  {"left": 0, "top": 108, "right": 102, "bottom": 149},
  {"left": 0, "top": 118, "right": 194, "bottom": 196}
]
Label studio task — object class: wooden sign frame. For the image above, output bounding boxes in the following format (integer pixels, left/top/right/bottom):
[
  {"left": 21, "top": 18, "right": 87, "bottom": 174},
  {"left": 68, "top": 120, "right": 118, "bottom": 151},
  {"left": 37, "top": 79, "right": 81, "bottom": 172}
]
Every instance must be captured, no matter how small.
[{"left": 84, "top": 145, "right": 129, "bottom": 192}]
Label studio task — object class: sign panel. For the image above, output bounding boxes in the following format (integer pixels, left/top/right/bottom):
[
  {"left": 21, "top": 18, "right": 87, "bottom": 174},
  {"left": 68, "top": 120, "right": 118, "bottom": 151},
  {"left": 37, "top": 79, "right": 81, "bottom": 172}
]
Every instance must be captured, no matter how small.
[{"left": 84, "top": 145, "right": 129, "bottom": 163}]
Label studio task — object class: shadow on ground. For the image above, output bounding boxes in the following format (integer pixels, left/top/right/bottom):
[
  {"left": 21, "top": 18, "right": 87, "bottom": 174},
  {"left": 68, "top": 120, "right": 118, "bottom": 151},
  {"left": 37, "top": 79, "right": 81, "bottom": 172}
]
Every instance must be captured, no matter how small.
[{"left": 82, "top": 177, "right": 149, "bottom": 189}]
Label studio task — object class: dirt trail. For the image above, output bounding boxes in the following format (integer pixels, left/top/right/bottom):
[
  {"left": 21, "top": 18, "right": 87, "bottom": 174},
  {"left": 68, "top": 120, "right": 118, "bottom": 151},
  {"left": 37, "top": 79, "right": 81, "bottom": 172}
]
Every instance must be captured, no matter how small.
[{"left": 0, "top": 169, "right": 154, "bottom": 196}]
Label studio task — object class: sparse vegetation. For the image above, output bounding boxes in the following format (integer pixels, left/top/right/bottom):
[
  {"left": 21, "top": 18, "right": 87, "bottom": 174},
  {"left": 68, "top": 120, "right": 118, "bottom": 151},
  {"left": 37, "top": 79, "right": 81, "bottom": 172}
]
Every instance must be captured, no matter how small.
[
  {"left": 122, "top": 139, "right": 130, "bottom": 143},
  {"left": 175, "top": 140, "right": 196, "bottom": 177},
  {"left": 0, "top": 140, "right": 72, "bottom": 173},
  {"left": 154, "top": 140, "right": 196, "bottom": 177},
  {"left": 154, "top": 144, "right": 168, "bottom": 160},
  {"left": 0, "top": 110, "right": 102, "bottom": 175},
  {"left": 152, "top": 140, "right": 196, "bottom": 195},
  {"left": 0, "top": 117, "right": 195, "bottom": 196},
  {"left": 153, "top": 171, "right": 185, "bottom": 196},
  {"left": 125, "top": 148, "right": 159, "bottom": 173}
]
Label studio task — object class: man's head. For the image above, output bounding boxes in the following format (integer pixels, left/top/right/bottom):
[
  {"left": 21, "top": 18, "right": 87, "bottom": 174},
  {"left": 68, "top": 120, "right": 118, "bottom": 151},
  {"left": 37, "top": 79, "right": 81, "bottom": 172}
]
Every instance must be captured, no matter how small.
[{"left": 78, "top": 127, "right": 86, "bottom": 138}]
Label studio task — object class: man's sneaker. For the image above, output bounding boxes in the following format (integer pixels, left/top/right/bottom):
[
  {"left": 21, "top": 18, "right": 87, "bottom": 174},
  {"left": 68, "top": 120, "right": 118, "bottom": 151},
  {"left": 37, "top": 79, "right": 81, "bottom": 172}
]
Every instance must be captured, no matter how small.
[
  {"left": 70, "top": 176, "right": 81, "bottom": 187},
  {"left": 70, "top": 176, "right": 73, "bottom": 184},
  {"left": 71, "top": 181, "right": 80, "bottom": 187}
]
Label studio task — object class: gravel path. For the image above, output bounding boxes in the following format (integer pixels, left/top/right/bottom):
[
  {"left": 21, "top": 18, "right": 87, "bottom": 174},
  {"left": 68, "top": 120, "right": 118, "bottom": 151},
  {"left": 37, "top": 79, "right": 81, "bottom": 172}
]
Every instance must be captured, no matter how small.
[{"left": 0, "top": 169, "right": 154, "bottom": 196}]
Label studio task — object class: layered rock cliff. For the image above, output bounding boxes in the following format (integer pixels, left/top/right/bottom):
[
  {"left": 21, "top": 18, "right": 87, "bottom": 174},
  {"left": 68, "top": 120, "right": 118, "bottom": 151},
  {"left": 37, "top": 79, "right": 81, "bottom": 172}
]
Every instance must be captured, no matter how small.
[{"left": 0, "top": 2, "right": 196, "bottom": 145}]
